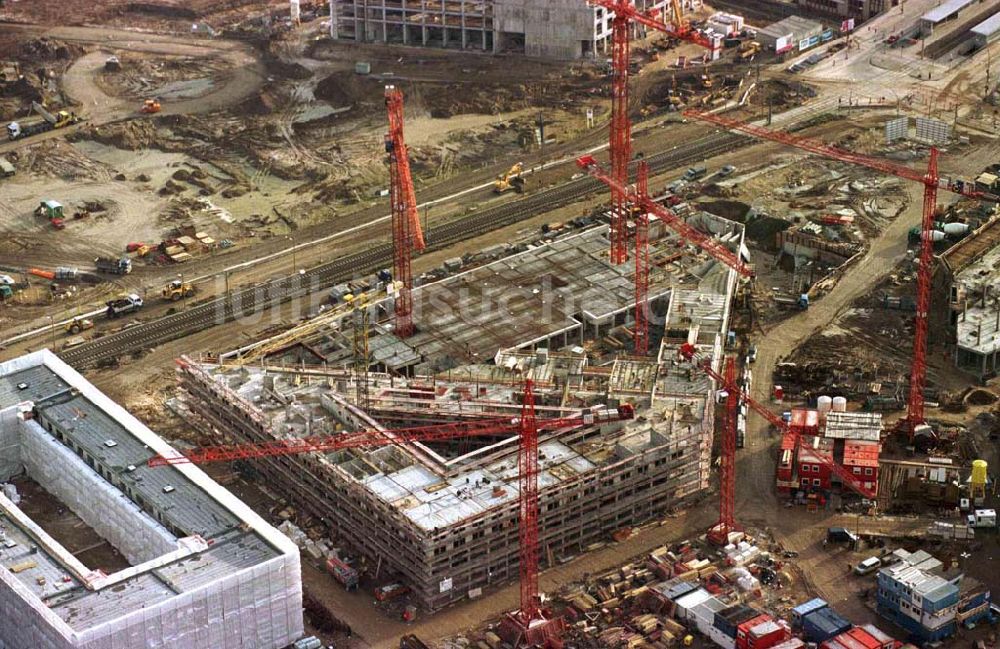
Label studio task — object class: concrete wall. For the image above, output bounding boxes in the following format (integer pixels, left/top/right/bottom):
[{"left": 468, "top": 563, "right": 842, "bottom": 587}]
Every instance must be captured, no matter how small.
[
  {"left": 20, "top": 420, "right": 177, "bottom": 566},
  {"left": 0, "top": 561, "right": 75, "bottom": 649},
  {"left": 494, "top": 0, "right": 595, "bottom": 58},
  {"left": 0, "top": 407, "right": 22, "bottom": 480},
  {"left": 73, "top": 554, "right": 302, "bottom": 649}
]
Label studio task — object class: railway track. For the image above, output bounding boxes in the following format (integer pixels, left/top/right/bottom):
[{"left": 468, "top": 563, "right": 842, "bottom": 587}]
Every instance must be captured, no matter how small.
[{"left": 60, "top": 131, "right": 748, "bottom": 369}]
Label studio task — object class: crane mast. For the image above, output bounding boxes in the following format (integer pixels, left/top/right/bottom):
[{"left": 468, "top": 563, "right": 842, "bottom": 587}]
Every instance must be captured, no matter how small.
[
  {"left": 385, "top": 86, "right": 425, "bottom": 339},
  {"left": 585, "top": 2, "right": 715, "bottom": 263},
  {"left": 708, "top": 355, "right": 740, "bottom": 544}
]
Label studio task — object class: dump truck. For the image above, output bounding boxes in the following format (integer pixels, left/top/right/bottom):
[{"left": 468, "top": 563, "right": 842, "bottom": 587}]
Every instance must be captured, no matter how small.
[
  {"left": 65, "top": 317, "right": 94, "bottom": 335},
  {"left": 494, "top": 162, "right": 526, "bottom": 194},
  {"left": 106, "top": 294, "right": 143, "bottom": 318},
  {"left": 161, "top": 279, "right": 195, "bottom": 301},
  {"left": 7, "top": 101, "right": 81, "bottom": 141},
  {"left": 95, "top": 256, "right": 133, "bottom": 275}
]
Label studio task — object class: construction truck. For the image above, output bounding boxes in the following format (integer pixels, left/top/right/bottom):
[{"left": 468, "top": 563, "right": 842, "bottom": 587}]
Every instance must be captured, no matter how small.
[
  {"left": 326, "top": 557, "right": 359, "bottom": 591},
  {"left": 140, "top": 99, "right": 161, "bottom": 114},
  {"left": 65, "top": 317, "right": 94, "bottom": 335},
  {"left": 95, "top": 256, "right": 133, "bottom": 275},
  {"left": 774, "top": 293, "right": 809, "bottom": 310},
  {"left": 105, "top": 294, "right": 143, "bottom": 319},
  {"left": 161, "top": 279, "right": 195, "bottom": 301},
  {"left": 7, "top": 101, "right": 81, "bottom": 141},
  {"left": 493, "top": 162, "right": 526, "bottom": 194}
]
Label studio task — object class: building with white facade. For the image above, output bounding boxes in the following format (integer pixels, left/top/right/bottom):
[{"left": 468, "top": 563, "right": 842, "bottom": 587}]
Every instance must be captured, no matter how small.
[{"left": 0, "top": 350, "right": 303, "bottom": 649}]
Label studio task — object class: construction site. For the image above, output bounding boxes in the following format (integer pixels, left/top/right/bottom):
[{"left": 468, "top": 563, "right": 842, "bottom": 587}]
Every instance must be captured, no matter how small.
[{"left": 0, "top": 0, "right": 999, "bottom": 647}]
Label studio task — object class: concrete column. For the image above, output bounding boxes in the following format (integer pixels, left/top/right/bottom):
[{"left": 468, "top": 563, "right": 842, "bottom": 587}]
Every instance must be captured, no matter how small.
[
  {"left": 441, "top": 1, "right": 448, "bottom": 47},
  {"left": 422, "top": 0, "right": 428, "bottom": 45},
  {"left": 382, "top": 0, "right": 388, "bottom": 42},
  {"left": 460, "top": 0, "right": 466, "bottom": 49},
  {"left": 401, "top": 0, "right": 408, "bottom": 44}
]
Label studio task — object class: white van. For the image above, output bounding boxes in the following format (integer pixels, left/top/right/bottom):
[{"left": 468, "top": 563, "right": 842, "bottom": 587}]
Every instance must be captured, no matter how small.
[{"left": 854, "top": 557, "right": 882, "bottom": 575}]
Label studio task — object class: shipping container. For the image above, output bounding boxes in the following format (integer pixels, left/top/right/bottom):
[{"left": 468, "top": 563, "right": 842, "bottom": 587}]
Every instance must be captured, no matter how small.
[{"left": 802, "top": 608, "right": 851, "bottom": 643}]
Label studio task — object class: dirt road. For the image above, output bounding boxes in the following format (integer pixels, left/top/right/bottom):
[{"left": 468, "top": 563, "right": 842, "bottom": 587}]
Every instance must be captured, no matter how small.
[
  {"left": 0, "top": 24, "right": 265, "bottom": 154},
  {"left": 737, "top": 182, "right": 924, "bottom": 516}
]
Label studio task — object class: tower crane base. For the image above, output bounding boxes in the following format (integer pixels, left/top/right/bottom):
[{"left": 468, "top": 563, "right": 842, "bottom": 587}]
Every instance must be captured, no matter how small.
[
  {"left": 498, "top": 611, "right": 565, "bottom": 648},
  {"left": 707, "top": 523, "right": 742, "bottom": 546}
]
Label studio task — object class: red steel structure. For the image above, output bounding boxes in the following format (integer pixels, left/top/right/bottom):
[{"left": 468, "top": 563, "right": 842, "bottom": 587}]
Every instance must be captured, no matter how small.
[
  {"left": 150, "top": 382, "right": 635, "bottom": 646},
  {"left": 679, "top": 343, "right": 876, "bottom": 500},
  {"left": 634, "top": 161, "right": 651, "bottom": 354},
  {"left": 517, "top": 379, "right": 542, "bottom": 626},
  {"left": 587, "top": 0, "right": 716, "bottom": 265},
  {"left": 578, "top": 154, "right": 754, "bottom": 279},
  {"left": 708, "top": 355, "right": 740, "bottom": 543},
  {"left": 683, "top": 108, "right": 1000, "bottom": 438},
  {"left": 385, "top": 86, "right": 425, "bottom": 338}
]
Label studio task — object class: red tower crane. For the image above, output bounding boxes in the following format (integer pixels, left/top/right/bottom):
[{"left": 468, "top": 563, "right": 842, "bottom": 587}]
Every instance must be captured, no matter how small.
[
  {"left": 707, "top": 355, "right": 740, "bottom": 544},
  {"left": 684, "top": 108, "right": 1000, "bottom": 438},
  {"left": 679, "top": 343, "right": 877, "bottom": 500},
  {"left": 150, "top": 382, "right": 635, "bottom": 646},
  {"left": 587, "top": 0, "right": 717, "bottom": 267},
  {"left": 578, "top": 154, "right": 754, "bottom": 279},
  {"left": 580, "top": 153, "right": 752, "bottom": 354},
  {"left": 385, "top": 86, "right": 425, "bottom": 338}
]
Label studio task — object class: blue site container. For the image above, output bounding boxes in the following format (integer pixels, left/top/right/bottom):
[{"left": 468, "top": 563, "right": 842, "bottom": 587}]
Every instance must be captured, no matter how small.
[
  {"left": 802, "top": 607, "right": 851, "bottom": 643},
  {"left": 791, "top": 598, "right": 828, "bottom": 629}
]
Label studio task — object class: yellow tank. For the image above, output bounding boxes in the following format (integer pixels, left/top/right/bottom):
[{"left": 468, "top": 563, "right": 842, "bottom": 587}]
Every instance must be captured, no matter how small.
[{"left": 971, "top": 460, "right": 988, "bottom": 488}]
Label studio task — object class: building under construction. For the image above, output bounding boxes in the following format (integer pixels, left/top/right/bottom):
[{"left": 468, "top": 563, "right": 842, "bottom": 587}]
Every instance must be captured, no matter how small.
[
  {"left": 328, "top": 0, "right": 690, "bottom": 59},
  {"left": 175, "top": 220, "right": 744, "bottom": 609},
  {"left": 0, "top": 351, "right": 303, "bottom": 649}
]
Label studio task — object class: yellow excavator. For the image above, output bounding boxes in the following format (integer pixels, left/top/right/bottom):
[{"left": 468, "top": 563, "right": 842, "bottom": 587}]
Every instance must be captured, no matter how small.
[{"left": 494, "top": 162, "right": 526, "bottom": 194}]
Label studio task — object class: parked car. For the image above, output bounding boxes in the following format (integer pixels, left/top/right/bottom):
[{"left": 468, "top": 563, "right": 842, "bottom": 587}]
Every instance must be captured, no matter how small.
[
  {"left": 719, "top": 164, "right": 737, "bottom": 177},
  {"left": 854, "top": 557, "right": 882, "bottom": 575}
]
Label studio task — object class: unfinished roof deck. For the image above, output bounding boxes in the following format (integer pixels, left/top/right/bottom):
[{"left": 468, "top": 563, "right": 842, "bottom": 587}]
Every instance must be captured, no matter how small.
[
  {"left": 201, "top": 364, "right": 686, "bottom": 531},
  {"left": 229, "top": 218, "right": 743, "bottom": 373}
]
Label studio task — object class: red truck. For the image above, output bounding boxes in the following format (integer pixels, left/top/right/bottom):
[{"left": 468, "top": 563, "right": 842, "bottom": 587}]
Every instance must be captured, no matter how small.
[
  {"left": 325, "top": 557, "right": 359, "bottom": 591},
  {"left": 374, "top": 583, "right": 410, "bottom": 602}
]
